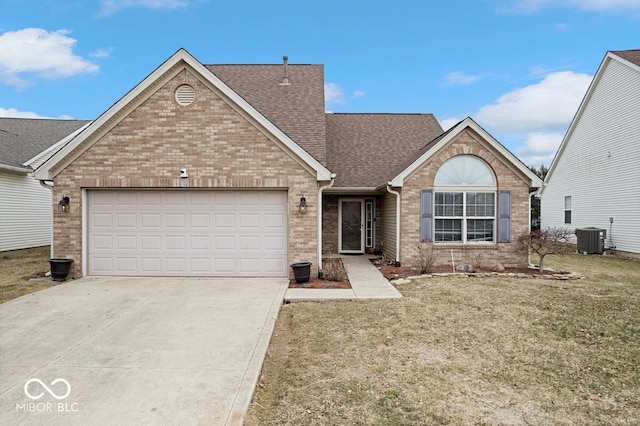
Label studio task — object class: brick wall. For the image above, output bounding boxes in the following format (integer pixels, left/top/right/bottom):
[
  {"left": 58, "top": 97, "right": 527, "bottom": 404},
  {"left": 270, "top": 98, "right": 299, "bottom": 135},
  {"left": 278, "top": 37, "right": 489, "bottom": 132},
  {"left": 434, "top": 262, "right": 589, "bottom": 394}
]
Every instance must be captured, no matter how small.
[
  {"left": 52, "top": 67, "right": 319, "bottom": 278},
  {"left": 401, "top": 129, "right": 531, "bottom": 268}
]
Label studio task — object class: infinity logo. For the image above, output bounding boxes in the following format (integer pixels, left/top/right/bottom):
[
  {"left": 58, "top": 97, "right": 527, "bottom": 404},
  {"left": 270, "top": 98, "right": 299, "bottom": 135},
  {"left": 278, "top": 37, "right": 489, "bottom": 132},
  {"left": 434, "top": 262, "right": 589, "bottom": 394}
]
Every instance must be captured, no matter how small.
[{"left": 24, "top": 378, "right": 71, "bottom": 400}]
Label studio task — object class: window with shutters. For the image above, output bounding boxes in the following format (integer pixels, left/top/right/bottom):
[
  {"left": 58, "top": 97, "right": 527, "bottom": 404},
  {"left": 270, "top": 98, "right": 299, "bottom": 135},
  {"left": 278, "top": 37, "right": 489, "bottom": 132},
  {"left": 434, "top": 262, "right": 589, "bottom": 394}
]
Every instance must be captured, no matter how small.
[{"left": 432, "top": 156, "right": 498, "bottom": 243}]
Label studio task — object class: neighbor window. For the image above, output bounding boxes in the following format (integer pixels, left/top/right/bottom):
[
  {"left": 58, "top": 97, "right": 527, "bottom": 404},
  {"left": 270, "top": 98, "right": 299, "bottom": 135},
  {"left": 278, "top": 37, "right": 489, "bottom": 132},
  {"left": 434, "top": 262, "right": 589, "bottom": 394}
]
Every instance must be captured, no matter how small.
[
  {"left": 564, "top": 196, "right": 572, "bottom": 224},
  {"left": 432, "top": 156, "right": 497, "bottom": 243}
]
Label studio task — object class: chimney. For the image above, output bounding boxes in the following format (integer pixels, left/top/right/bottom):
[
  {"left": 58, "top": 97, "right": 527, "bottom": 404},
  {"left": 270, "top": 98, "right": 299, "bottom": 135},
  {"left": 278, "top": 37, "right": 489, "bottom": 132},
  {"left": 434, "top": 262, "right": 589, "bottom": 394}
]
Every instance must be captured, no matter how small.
[{"left": 279, "top": 55, "right": 291, "bottom": 86}]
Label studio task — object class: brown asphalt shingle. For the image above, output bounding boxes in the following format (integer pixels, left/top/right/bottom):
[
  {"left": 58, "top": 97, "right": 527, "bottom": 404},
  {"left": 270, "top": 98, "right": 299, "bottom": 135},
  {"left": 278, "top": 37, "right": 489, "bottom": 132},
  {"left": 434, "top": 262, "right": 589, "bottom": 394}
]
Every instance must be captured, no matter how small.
[
  {"left": 206, "top": 63, "right": 327, "bottom": 164},
  {"left": 611, "top": 49, "right": 640, "bottom": 67},
  {"left": 326, "top": 113, "right": 443, "bottom": 187}
]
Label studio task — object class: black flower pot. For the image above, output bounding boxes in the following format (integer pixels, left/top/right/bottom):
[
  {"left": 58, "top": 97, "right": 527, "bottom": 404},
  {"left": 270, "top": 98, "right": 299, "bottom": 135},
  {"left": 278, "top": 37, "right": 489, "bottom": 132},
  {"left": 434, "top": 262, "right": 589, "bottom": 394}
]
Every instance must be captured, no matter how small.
[
  {"left": 49, "top": 258, "right": 74, "bottom": 282},
  {"left": 290, "top": 262, "right": 312, "bottom": 283}
]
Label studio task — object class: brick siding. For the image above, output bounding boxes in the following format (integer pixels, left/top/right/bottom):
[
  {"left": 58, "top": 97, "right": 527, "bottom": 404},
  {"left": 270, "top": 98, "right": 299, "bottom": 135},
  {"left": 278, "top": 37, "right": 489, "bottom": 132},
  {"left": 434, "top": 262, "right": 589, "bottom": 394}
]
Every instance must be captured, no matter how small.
[
  {"left": 52, "top": 67, "right": 319, "bottom": 279},
  {"left": 401, "top": 129, "right": 531, "bottom": 268}
]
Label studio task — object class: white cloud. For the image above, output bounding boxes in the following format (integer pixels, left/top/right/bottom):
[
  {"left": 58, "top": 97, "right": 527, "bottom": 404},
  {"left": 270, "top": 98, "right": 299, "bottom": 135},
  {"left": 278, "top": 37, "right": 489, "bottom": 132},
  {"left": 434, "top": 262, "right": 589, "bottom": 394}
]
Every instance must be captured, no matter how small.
[
  {"left": 516, "top": 132, "right": 564, "bottom": 167},
  {"left": 90, "top": 48, "right": 114, "bottom": 59},
  {"left": 0, "top": 107, "right": 64, "bottom": 119},
  {"left": 325, "top": 82, "right": 345, "bottom": 105},
  {"left": 442, "top": 71, "right": 482, "bottom": 87},
  {"left": 503, "top": 0, "right": 640, "bottom": 13},
  {"left": 99, "top": 0, "right": 194, "bottom": 16},
  {"left": 352, "top": 89, "right": 366, "bottom": 98},
  {"left": 440, "top": 117, "right": 462, "bottom": 131},
  {"left": 476, "top": 71, "right": 592, "bottom": 133},
  {"left": 0, "top": 28, "right": 98, "bottom": 88}
]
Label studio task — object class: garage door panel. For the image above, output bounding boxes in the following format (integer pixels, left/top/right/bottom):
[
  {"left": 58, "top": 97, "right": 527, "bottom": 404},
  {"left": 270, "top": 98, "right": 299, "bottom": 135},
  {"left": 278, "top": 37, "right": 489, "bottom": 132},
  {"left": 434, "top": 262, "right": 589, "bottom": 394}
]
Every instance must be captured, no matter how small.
[
  {"left": 165, "top": 214, "right": 186, "bottom": 228},
  {"left": 190, "top": 214, "right": 210, "bottom": 227},
  {"left": 117, "top": 192, "right": 137, "bottom": 206},
  {"left": 141, "top": 214, "right": 161, "bottom": 228},
  {"left": 117, "top": 214, "right": 137, "bottom": 228},
  {"left": 88, "top": 191, "right": 288, "bottom": 277},
  {"left": 117, "top": 258, "right": 137, "bottom": 272},
  {"left": 166, "top": 258, "right": 186, "bottom": 272},
  {"left": 141, "top": 235, "right": 162, "bottom": 250},
  {"left": 141, "top": 192, "right": 162, "bottom": 206},
  {"left": 166, "top": 236, "right": 186, "bottom": 250},
  {"left": 190, "top": 236, "right": 210, "bottom": 250},
  {"left": 117, "top": 235, "right": 138, "bottom": 250}
]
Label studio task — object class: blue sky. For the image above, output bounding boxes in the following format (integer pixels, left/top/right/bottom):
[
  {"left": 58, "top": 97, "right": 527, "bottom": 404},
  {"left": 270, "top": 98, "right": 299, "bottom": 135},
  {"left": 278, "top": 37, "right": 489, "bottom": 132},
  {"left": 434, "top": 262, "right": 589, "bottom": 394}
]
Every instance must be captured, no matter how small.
[{"left": 1, "top": 0, "right": 639, "bottom": 167}]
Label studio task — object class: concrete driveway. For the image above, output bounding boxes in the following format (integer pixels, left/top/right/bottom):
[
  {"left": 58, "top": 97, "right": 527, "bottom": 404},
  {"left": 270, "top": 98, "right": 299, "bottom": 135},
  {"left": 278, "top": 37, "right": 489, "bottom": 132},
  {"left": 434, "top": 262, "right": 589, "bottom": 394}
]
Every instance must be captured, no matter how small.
[{"left": 0, "top": 276, "right": 287, "bottom": 426}]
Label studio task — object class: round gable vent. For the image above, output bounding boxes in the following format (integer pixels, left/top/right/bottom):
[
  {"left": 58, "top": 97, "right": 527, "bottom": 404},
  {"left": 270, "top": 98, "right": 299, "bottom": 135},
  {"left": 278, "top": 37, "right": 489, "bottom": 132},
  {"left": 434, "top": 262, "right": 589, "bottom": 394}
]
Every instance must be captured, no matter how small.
[{"left": 175, "top": 84, "right": 195, "bottom": 106}]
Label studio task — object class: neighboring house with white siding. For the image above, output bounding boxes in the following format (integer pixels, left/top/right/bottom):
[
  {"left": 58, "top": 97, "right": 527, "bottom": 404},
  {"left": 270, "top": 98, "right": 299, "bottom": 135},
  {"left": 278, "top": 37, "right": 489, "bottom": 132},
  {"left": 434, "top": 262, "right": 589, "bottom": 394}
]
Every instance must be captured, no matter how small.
[
  {"left": 540, "top": 49, "right": 640, "bottom": 257},
  {"left": 0, "top": 118, "right": 90, "bottom": 252}
]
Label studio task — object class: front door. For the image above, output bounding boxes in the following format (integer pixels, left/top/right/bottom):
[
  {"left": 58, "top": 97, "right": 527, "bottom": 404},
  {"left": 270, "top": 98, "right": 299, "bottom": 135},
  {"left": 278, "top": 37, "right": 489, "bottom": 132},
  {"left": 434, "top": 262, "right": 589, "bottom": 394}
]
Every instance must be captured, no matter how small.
[{"left": 339, "top": 199, "right": 364, "bottom": 253}]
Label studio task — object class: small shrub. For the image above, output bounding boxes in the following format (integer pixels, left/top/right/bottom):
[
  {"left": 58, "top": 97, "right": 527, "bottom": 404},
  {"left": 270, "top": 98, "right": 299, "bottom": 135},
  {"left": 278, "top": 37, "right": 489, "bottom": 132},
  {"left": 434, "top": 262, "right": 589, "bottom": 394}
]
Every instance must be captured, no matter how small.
[
  {"left": 471, "top": 253, "right": 483, "bottom": 272},
  {"left": 322, "top": 258, "right": 347, "bottom": 281},
  {"left": 413, "top": 243, "right": 438, "bottom": 274},
  {"left": 517, "top": 227, "right": 574, "bottom": 271}
]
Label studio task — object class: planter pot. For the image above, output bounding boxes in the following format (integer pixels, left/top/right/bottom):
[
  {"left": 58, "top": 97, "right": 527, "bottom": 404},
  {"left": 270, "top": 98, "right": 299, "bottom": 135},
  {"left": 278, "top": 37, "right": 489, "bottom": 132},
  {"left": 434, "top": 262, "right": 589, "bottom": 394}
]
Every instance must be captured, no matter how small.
[
  {"left": 290, "top": 262, "right": 312, "bottom": 284},
  {"left": 49, "top": 258, "right": 74, "bottom": 282}
]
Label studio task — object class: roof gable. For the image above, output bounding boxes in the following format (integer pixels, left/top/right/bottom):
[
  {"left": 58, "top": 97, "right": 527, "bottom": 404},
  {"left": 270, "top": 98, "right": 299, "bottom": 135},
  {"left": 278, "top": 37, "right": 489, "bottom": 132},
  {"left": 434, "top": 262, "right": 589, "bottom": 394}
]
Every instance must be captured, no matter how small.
[
  {"left": 33, "top": 49, "right": 332, "bottom": 181},
  {"left": 540, "top": 49, "right": 640, "bottom": 194},
  {"left": 391, "top": 117, "right": 542, "bottom": 187},
  {"left": 0, "top": 118, "right": 89, "bottom": 172},
  {"left": 325, "top": 113, "right": 443, "bottom": 188}
]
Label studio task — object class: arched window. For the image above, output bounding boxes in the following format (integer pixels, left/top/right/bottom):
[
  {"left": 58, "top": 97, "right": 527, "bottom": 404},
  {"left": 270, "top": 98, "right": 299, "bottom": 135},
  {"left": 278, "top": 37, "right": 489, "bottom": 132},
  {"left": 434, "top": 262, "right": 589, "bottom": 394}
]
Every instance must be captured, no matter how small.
[{"left": 433, "top": 156, "right": 497, "bottom": 243}]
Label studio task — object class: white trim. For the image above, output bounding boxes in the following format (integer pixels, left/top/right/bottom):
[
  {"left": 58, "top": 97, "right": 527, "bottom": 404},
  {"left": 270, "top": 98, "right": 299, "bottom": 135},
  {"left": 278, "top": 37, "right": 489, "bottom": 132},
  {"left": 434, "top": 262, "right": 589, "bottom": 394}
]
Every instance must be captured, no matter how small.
[
  {"left": 33, "top": 48, "right": 331, "bottom": 182},
  {"left": 386, "top": 184, "right": 401, "bottom": 263},
  {"left": 540, "top": 51, "right": 633, "bottom": 196},
  {"left": 390, "top": 117, "right": 542, "bottom": 188},
  {"left": 317, "top": 175, "right": 336, "bottom": 271},
  {"left": 82, "top": 188, "right": 88, "bottom": 276}
]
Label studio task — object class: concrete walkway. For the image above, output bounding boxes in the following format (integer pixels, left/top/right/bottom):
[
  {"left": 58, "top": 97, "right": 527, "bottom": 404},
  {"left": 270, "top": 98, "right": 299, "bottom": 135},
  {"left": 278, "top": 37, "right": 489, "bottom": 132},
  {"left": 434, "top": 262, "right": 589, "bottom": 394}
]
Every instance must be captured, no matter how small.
[{"left": 285, "top": 255, "right": 402, "bottom": 302}]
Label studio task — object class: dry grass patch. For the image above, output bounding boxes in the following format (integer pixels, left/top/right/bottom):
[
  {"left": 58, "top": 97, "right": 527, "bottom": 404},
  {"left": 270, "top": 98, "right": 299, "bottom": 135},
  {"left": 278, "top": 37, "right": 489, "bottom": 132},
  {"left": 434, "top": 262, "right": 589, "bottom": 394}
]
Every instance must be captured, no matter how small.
[
  {"left": 0, "top": 246, "right": 57, "bottom": 303},
  {"left": 247, "top": 253, "right": 640, "bottom": 425}
]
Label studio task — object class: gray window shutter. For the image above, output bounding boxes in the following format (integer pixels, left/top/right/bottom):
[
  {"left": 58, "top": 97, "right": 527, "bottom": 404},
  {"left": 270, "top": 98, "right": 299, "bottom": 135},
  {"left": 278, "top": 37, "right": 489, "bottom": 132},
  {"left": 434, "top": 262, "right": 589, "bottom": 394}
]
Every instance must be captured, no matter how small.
[
  {"left": 420, "top": 190, "right": 433, "bottom": 242},
  {"left": 498, "top": 190, "right": 511, "bottom": 243}
]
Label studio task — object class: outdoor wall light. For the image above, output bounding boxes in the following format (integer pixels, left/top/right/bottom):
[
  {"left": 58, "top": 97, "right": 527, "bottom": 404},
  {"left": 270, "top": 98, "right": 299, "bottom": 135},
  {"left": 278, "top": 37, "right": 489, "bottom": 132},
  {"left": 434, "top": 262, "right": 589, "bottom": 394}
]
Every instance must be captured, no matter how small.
[
  {"left": 298, "top": 196, "right": 307, "bottom": 214},
  {"left": 58, "top": 196, "right": 70, "bottom": 213}
]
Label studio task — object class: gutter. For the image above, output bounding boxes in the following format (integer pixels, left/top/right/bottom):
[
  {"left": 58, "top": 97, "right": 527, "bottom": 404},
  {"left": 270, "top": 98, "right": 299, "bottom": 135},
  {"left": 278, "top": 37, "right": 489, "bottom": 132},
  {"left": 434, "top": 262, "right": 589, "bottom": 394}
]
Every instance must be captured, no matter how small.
[
  {"left": 386, "top": 183, "right": 401, "bottom": 266},
  {"left": 317, "top": 174, "right": 336, "bottom": 277},
  {"left": 38, "top": 179, "right": 55, "bottom": 259},
  {"left": 0, "top": 164, "right": 31, "bottom": 174}
]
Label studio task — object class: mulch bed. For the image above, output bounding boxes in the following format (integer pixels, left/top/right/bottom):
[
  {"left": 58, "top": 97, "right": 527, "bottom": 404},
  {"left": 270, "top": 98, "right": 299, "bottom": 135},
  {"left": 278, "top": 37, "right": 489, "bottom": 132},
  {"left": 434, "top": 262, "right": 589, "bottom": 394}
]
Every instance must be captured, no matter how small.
[
  {"left": 371, "top": 258, "right": 558, "bottom": 280},
  {"left": 288, "top": 257, "right": 352, "bottom": 289}
]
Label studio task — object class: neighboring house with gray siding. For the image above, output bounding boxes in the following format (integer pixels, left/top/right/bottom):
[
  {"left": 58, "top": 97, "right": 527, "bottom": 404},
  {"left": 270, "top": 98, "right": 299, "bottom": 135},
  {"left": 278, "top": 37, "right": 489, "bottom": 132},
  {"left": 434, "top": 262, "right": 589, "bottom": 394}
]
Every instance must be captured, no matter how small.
[
  {"left": 540, "top": 49, "right": 640, "bottom": 258},
  {"left": 0, "top": 118, "right": 90, "bottom": 252}
]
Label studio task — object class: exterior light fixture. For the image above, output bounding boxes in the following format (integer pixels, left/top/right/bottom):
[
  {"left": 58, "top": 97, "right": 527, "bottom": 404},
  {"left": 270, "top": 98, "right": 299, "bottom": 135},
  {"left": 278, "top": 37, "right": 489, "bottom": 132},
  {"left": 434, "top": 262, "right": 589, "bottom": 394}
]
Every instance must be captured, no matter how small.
[
  {"left": 58, "top": 196, "right": 70, "bottom": 213},
  {"left": 298, "top": 196, "right": 307, "bottom": 214}
]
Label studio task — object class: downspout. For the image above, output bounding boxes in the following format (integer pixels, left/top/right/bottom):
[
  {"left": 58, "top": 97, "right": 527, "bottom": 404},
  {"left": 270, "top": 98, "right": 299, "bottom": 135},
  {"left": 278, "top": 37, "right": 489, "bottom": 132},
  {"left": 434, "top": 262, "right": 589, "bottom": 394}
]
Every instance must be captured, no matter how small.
[
  {"left": 317, "top": 174, "right": 336, "bottom": 278},
  {"left": 386, "top": 183, "right": 401, "bottom": 267},
  {"left": 528, "top": 190, "right": 537, "bottom": 267},
  {"left": 38, "top": 179, "right": 55, "bottom": 258}
]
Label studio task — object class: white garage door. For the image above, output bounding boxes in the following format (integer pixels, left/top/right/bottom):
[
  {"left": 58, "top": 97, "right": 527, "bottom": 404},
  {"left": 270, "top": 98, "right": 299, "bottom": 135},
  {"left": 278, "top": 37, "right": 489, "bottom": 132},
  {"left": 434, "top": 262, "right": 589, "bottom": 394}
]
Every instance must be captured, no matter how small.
[{"left": 88, "top": 190, "right": 288, "bottom": 277}]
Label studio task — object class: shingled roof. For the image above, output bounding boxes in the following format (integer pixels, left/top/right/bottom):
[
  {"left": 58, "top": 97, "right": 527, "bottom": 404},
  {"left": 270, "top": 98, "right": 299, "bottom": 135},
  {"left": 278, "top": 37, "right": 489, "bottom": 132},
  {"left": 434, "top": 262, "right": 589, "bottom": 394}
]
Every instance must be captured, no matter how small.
[
  {"left": 0, "top": 118, "right": 90, "bottom": 171},
  {"left": 611, "top": 49, "right": 640, "bottom": 67},
  {"left": 207, "top": 63, "right": 327, "bottom": 164},
  {"left": 326, "top": 113, "right": 443, "bottom": 187}
]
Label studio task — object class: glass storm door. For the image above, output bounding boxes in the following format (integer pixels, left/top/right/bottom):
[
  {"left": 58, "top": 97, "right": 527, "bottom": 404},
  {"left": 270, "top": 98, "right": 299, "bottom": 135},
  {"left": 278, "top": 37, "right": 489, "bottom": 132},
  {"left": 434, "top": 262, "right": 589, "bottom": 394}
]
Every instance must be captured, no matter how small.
[{"left": 339, "top": 199, "right": 364, "bottom": 253}]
